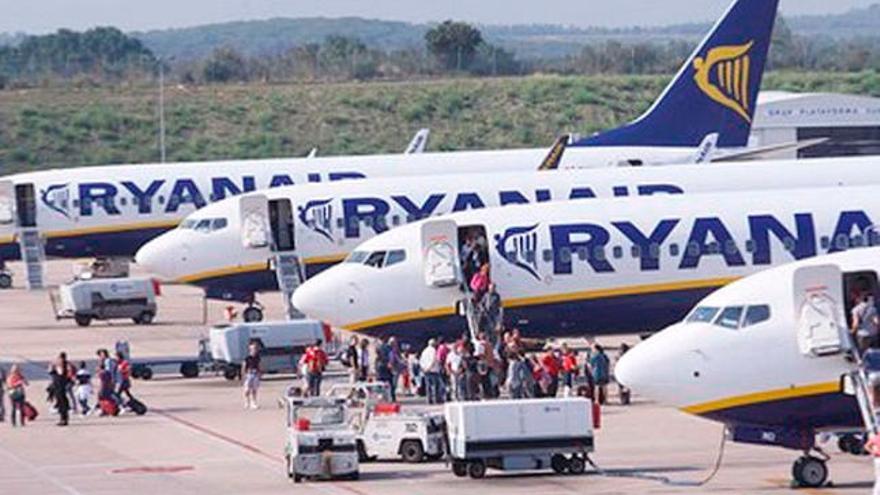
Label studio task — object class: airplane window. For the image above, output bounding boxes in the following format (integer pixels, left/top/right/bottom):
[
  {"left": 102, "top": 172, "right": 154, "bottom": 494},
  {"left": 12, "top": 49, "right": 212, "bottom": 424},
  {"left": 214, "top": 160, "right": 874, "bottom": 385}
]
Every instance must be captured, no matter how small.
[
  {"left": 835, "top": 234, "right": 849, "bottom": 250},
  {"left": 669, "top": 243, "right": 679, "bottom": 257},
  {"left": 852, "top": 235, "right": 865, "bottom": 248},
  {"left": 336, "top": 218, "right": 345, "bottom": 229},
  {"left": 613, "top": 246, "right": 623, "bottom": 259},
  {"left": 870, "top": 232, "right": 880, "bottom": 247},
  {"left": 686, "top": 306, "right": 719, "bottom": 324},
  {"left": 392, "top": 215, "right": 400, "bottom": 226},
  {"left": 158, "top": 195, "right": 165, "bottom": 205},
  {"left": 385, "top": 250, "right": 406, "bottom": 267},
  {"left": 73, "top": 199, "right": 80, "bottom": 207},
  {"left": 559, "top": 247, "right": 571, "bottom": 264},
  {"left": 195, "top": 219, "right": 212, "bottom": 232},
  {"left": 783, "top": 238, "right": 796, "bottom": 252},
  {"left": 577, "top": 247, "right": 588, "bottom": 261},
  {"left": 593, "top": 246, "right": 607, "bottom": 262},
  {"left": 346, "top": 251, "right": 369, "bottom": 263},
  {"left": 364, "top": 251, "right": 386, "bottom": 268},
  {"left": 363, "top": 216, "right": 373, "bottom": 227},
  {"left": 725, "top": 240, "right": 738, "bottom": 254},
  {"left": 687, "top": 242, "right": 700, "bottom": 257},
  {"left": 132, "top": 197, "right": 139, "bottom": 206},
  {"left": 120, "top": 197, "right": 127, "bottom": 206},
  {"left": 820, "top": 236, "right": 830, "bottom": 250},
  {"left": 212, "top": 218, "right": 228, "bottom": 231},
  {"left": 745, "top": 240, "right": 755, "bottom": 253},
  {"left": 543, "top": 249, "right": 553, "bottom": 262},
  {"left": 707, "top": 242, "right": 720, "bottom": 255},
  {"left": 742, "top": 305, "right": 771, "bottom": 328},
  {"left": 714, "top": 306, "right": 744, "bottom": 329},
  {"left": 180, "top": 219, "right": 197, "bottom": 229},
  {"left": 631, "top": 245, "right": 641, "bottom": 258},
  {"left": 649, "top": 243, "right": 660, "bottom": 259}
]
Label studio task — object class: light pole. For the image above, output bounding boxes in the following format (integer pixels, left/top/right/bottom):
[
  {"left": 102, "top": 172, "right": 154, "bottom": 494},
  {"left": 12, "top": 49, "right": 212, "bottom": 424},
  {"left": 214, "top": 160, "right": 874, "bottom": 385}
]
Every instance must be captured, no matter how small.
[{"left": 158, "top": 60, "right": 166, "bottom": 163}]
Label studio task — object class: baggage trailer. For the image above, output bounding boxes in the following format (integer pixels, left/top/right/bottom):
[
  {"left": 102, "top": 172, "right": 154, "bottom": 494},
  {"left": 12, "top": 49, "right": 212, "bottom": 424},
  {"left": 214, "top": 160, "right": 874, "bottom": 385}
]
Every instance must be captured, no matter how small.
[
  {"left": 50, "top": 277, "right": 159, "bottom": 327},
  {"left": 445, "top": 398, "right": 596, "bottom": 479},
  {"left": 284, "top": 395, "right": 359, "bottom": 482}
]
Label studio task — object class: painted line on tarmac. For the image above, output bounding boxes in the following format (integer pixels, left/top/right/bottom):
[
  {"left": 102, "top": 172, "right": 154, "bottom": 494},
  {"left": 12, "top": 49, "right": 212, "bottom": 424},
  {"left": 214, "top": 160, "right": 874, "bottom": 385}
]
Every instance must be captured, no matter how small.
[
  {"left": 0, "top": 443, "right": 85, "bottom": 495},
  {"left": 152, "top": 407, "right": 277, "bottom": 463}
]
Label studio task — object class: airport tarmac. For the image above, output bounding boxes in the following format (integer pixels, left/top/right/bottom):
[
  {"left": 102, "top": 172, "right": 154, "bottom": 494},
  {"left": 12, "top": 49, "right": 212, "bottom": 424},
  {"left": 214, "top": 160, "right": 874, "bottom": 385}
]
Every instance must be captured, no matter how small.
[{"left": 0, "top": 261, "right": 875, "bottom": 494}]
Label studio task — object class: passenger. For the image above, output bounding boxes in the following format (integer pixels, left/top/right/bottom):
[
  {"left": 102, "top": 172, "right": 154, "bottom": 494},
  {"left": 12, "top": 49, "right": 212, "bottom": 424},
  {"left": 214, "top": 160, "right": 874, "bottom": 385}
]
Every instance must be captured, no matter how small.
[
  {"left": 0, "top": 366, "right": 5, "bottom": 423},
  {"left": 116, "top": 351, "right": 134, "bottom": 405},
  {"left": 506, "top": 351, "right": 534, "bottom": 399},
  {"left": 408, "top": 350, "right": 421, "bottom": 396},
  {"left": 616, "top": 343, "right": 632, "bottom": 405},
  {"left": 591, "top": 345, "right": 611, "bottom": 405},
  {"left": 375, "top": 337, "right": 393, "bottom": 393},
  {"left": 75, "top": 361, "right": 93, "bottom": 416},
  {"left": 531, "top": 356, "right": 550, "bottom": 398},
  {"left": 96, "top": 349, "right": 122, "bottom": 405},
  {"left": 460, "top": 236, "right": 479, "bottom": 286},
  {"left": 345, "top": 336, "right": 360, "bottom": 384},
  {"left": 852, "top": 292, "right": 879, "bottom": 351},
  {"left": 461, "top": 340, "right": 480, "bottom": 401},
  {"left": 357, "top": 338, "right": 370, "bottom": 382},
  {"left": 479, "top": 283, "right": 503, "bottom": 340},
  {"left": 446, "top": 341, "right": 464, "bottom": 401},
  {"left": 241, "top": 342, "right": 262, "bottom": 409},
  {"left": 388, "top": 338, "right": 405, "bottom": 402},
  {"left": 48, "top": 353, "right": 72, "bottom": 426},
  {"left": 6, "top": 364, "right": 28, "bottom": 427},
  {"left": 540, "top": 349, "right": 561, "bottom": 397},
  {"left": 96, "top": 362, "right": 115, "bottom": 416},
  {"left": 303, "top": 340, "right": 328, "bottom": 397},
  {"left": 436, "top": 337, "right": 450, "bottom": 401},
  {"left": 470, "top": 264, "right": 491, "bottom": 302},
  {"left": 420, "top": 339, "right": 443, "bottom": 405},
  {"left": 561, "top": 344, "right": 579, "bottom": 397}
]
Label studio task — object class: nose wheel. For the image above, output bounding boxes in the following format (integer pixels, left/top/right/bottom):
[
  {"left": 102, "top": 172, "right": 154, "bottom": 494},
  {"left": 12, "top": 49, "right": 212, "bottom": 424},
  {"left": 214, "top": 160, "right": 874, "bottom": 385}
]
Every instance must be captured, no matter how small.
[
  {"left": 791, "top": 455, "right": 829, "bottom": 488},
  {"left": 243, "top": 304, "right": 264, "bottom": 322}
]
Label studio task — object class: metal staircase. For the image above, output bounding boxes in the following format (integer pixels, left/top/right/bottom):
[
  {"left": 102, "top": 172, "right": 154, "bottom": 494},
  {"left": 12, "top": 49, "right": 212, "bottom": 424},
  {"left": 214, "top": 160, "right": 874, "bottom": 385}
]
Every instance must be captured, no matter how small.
[
  {"left": 850, "top": 351, "right": 880, "bottom": 435},
  {"left": 17, "top": 228, "right": 45, "bottom": 290},
  {"left": 274, "top": 253, "right": 305, "bottom": 320}
]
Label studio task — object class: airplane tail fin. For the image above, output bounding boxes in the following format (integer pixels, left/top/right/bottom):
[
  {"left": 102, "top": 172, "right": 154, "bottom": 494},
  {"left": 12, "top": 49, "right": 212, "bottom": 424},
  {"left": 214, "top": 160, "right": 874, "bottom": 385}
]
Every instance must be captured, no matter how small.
[{"left": 573, "top": 0, "right": 779, "bottom": 149}]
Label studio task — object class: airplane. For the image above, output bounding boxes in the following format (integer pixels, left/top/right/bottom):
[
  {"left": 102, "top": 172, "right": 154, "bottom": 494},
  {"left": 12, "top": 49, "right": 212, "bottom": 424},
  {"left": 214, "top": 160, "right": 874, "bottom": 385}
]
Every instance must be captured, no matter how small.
[
  {"left": 0, "top": 0, "right": 778, "bottom": 288},
  {"left": 290, "top": 184, "right": 880, "bottom": 345},
  {"left": 614, "top": 247, "right": 880, "bottom": 488},
  {"left": 138, "top": 157, "right": 880, "bottom": 322}
]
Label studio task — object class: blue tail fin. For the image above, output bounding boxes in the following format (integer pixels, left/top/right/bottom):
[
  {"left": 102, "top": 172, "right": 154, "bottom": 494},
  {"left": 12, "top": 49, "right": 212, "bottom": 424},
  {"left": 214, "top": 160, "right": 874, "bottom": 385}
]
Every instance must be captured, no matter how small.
[{"left": 574, "top": 0, "right": 779, "bottom": 149}]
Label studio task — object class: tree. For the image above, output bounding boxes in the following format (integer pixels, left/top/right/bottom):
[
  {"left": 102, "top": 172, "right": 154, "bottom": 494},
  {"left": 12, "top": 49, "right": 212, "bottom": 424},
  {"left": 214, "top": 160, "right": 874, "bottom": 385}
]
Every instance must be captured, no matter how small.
[
  {"left": 202, "top": 47, "right": 248, "bottom": 83},
  {"left": 425, "top": 21, "right": 484, "bottom": 71}
]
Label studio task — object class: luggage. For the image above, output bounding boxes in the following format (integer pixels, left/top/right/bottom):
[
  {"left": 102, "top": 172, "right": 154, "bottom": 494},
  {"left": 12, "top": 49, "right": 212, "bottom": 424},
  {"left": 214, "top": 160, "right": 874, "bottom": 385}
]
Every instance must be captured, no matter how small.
[
  {"left": 99, "top": 398, "right": 119, "bottom": 416},
  {"left": 127, "top": 397, "right": 147, "bottom": 416},
  {"left": 22, "top": 401, "right": 38, "bottom": 421}
]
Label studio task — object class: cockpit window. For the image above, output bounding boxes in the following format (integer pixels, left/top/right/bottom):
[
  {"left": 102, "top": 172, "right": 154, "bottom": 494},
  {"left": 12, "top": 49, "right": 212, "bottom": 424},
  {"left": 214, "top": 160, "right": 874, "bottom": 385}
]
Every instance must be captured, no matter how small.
[
  {"left": 346, "top": 251, "right": 369, "bottom": 263},
  {"left": 714, "top": 306, "right": 744, "bottom": 329},
  {"left": 364, "top": 251, "right": 387, "bottom": 268},
  {"left": 212, "top": 218, "right": 228, "bottom": 231},
  {"left": 686, "top": 306, "right": 719, "bottom": 324},
  {"left": 195, "top": 219, "right": 212, "bottom": 232},
  {"left": 180, "top": 219, "right": 197, "bottom": 230},
  {"left": 385, "top": 250, "right": 406, "bottom": 267},
  {"left": 742, "top": 305, "right": 771, "bottom": 328}
]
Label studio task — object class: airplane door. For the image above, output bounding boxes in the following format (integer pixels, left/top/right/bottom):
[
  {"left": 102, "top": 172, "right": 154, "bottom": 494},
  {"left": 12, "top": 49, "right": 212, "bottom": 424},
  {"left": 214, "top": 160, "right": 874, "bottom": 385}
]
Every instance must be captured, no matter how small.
[
  {"left": 268, "top": 198, "right": 295, "bottom": 252},
  {"left": 0, "top": 180, "right": 14, "bottom": 227},
  {"left": 239, "top": 194, "right": 270, "bottom": 249},
  {"left": 421, "top": 219, "right": 460, "bottom": 288},
  {"left": 793, "top": 264, "right": 851, "bottom": 357},
  {"left": 14, "top": 183, "right": 37, "bottom": 228}
]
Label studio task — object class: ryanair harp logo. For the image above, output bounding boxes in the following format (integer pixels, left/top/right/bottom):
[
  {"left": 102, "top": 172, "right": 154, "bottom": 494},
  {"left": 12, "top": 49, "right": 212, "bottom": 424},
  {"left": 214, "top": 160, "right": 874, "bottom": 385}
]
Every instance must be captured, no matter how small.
[
  {"left": 298, "top": 198, "right": 334, "bottom": 243},
  {"left": 693, "top": 41, "right": 755, "bottom": 123},
  {"left": 495, "top": 224, "right": 541, "bottom": 281}
]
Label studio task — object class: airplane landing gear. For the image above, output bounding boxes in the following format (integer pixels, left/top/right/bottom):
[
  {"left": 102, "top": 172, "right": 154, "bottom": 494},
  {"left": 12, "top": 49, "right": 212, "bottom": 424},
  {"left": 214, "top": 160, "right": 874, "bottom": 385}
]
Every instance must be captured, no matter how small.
[
  {"left": 791, "top": 454, "right": 829, "bottom": 488},
  {"left": 0, "top": 270, "right": 12, "bottom": 289},
  {"left": 242, "top": 303, "right": 264, "bottom": 322}
]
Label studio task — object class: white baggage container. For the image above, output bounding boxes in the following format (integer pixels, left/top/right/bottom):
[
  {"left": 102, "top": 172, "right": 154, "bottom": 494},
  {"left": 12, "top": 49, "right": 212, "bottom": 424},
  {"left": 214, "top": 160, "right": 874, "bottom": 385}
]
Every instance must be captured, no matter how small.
[
  {"left": 445, "top": 398, "right": 595, "bottom": 478},
  {"left": 52, "top": 277, "right": 158, "bottom": 327},
  {"left": 209, "top": 320, "right": 325, "bottom": 380}
]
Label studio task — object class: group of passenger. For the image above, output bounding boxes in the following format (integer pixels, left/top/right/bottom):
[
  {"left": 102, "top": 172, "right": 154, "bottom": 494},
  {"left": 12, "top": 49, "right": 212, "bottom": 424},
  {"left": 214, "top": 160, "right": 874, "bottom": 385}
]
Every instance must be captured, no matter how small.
[
  {"left": 1, "top": 346, "right": 139, "bottom": 428},
  {"left": 852, "top": 289, "right": 880, "bottom": 352}
]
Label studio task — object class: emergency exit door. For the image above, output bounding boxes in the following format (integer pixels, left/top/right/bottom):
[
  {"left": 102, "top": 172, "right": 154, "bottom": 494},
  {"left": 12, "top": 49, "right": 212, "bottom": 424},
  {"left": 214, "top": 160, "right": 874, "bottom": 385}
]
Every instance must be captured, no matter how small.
[
  {"left": 269, "top": 199, "right": 295, "bottom": 252},
  {"left": 15, "top": 183, "right": 36, "bottom": 228},
  {"left": 793, "top": 264, "right": 851, "bottom": 357},
  {"left": 421, "top": 219, "right": 460, "bottom": 288}
]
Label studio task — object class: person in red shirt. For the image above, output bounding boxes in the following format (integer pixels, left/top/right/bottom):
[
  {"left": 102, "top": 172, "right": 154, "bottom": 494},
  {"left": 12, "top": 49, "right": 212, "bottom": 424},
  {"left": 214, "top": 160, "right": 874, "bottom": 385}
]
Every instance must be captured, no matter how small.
[
  {"left": 560, "top": 344, "right": 579, "bottom": 397},
  {"left": 6, "top": 364, "right": 28, "bottom": 427},
  {"left": 541, "top": 350, "right": 561, "bottom": 397},
  {"left": 116, "top": 351, "right": 133, "bottom": 404},
  {"left": 303, "top": 341, "right": 328, "bottom": 397}
]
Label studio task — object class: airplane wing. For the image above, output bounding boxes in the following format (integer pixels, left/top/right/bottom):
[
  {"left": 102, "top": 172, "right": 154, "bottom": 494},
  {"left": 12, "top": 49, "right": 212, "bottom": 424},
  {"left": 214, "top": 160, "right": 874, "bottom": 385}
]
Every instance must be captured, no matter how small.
[
  {"left": 538, "top": 135, "right": 569, "bottom": 171},
  {"left": 711, "top": 138, "right": 829, "bottom": 162},
  {"left": 690, "top": 133, "right": 720, "bottom": 164},
  {"left": 404, "top": 128, "right": 430, "bottom": 154}
]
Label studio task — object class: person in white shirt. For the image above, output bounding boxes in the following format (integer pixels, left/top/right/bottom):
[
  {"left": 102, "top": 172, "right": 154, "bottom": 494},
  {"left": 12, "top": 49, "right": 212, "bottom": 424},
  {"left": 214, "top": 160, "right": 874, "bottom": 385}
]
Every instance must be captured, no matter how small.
[{"left": 419, "top": 339, "right": 443, "bottom": 404}]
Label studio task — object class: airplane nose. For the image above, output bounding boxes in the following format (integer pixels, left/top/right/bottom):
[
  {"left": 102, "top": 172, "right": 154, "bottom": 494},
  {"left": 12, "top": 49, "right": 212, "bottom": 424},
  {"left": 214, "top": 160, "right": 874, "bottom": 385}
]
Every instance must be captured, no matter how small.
[
  {"left": 291, "top": 274, "right": 341, "bottom": 325},
  {"left": 135, "top": 233, "right": 190, "bottom": 280}
]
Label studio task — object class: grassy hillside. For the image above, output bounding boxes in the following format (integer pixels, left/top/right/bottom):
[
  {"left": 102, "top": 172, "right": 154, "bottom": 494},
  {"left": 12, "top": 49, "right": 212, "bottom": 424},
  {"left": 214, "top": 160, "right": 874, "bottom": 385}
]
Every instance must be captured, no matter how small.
[{"left": 1, "top": 71, "right": 878, "bottom": 175}]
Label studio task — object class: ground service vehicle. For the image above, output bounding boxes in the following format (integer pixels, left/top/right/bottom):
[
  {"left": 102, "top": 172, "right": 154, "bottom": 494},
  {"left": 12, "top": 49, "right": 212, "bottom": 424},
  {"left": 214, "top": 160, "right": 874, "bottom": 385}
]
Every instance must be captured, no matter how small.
[
  {"left": 284, "top": 395, "right": 359, "bottom": 482},
  {"left": 445, "top": 398, "right": 596, "bottom": 478},
  {"left": 51, "top": 277, "right": 158, "bottom": 327},
  {"left": 209, "top": 320, "right": 326, "bottom": 380}
]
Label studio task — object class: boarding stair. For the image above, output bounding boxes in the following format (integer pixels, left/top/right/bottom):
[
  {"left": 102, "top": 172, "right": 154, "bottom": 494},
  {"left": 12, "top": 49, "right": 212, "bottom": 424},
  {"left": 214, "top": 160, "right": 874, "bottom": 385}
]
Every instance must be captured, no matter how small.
[
  {"left": 274, "top": 253, "right": 305, "bottom": 320},
  {"left": 851, "top": 350, "right": 880, "bottom": 435},
  {"left": 17, "top": 228, "right": 45, "bottom": 290},
  {"left": 460, "top": 295, "right": 481, "bottom": 343}
]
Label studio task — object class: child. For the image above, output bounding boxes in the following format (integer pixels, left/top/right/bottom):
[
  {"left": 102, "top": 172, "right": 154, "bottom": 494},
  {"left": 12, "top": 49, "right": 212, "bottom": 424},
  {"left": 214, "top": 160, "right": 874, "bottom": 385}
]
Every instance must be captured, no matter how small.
[{"left": 75, "top": 362, "right": 93, "bottom": 416}]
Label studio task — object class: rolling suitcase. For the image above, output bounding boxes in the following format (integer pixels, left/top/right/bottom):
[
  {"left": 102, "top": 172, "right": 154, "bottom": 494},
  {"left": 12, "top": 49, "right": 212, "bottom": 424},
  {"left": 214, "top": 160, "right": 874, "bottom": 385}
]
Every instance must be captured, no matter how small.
[
  {"left": 22, "top": 401, "right": 38, "bottom": 421},
  {"left": 99, "top": 398, "right": 119, "bottom": 416},
  {"left": 127, "top": 397, "right": 148, "bottom": 416}
]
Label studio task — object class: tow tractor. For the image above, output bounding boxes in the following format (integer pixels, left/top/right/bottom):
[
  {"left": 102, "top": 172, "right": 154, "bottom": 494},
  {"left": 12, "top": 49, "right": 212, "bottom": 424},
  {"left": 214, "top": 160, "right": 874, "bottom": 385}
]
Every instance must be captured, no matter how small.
[
  {"left": 283, "top": 392, "right": 359, "bottom": 482},
  {"left": 326, "top": 382, "right": 446, "bottom": 463}
]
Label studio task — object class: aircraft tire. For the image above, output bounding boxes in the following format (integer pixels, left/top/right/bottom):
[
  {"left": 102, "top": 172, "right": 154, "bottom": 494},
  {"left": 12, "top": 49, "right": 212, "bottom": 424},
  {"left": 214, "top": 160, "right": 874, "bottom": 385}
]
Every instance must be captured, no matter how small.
[
  {"left": 0, "top": 273, "right": 11, "bottom": 289},
  {"left": 792, "top": 456, "right": 828, "bottom": 488},
  {"left": 243, "top": 306, "right": 263, "bottom": 322}
]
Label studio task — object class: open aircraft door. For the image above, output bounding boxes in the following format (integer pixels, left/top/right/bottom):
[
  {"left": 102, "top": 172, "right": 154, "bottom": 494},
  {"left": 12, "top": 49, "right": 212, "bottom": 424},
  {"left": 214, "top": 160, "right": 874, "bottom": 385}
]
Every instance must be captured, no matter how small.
[
  {"left": 793, "top": 264, "right": 852, "bottom": 357},
  {"left": 421, "top": 219, "right": 460, "bottom": 288},
  {"left": 0, "top": 180, "right": 14, "bottom": 229},
  {"left": 239, "top": 194, "right": 270, "bottom": 250}
]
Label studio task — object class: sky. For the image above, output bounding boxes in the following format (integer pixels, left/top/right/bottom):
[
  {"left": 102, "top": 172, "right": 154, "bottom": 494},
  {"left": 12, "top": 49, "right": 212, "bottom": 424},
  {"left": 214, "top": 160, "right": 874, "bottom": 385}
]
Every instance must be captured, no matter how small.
[{"left": 1, "top": 0, "right": 877, "bottom": 34}]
